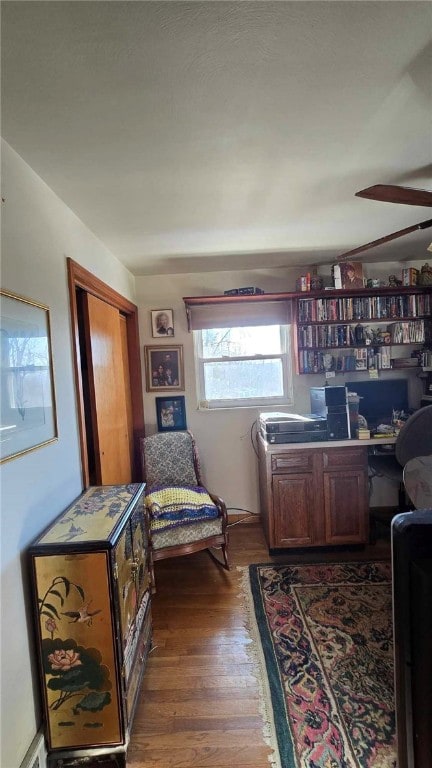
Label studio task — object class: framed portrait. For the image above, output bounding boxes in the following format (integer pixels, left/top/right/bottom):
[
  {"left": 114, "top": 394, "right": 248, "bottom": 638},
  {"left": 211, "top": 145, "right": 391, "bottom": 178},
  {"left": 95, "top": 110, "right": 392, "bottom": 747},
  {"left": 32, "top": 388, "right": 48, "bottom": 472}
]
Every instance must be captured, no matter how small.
[
  {"left": 144, "top": 345, "right": 184, "bottom": 392},
  {"left": 1, "top": 289, "right": 58, "bottom": 463},
  {"left": 156, "top": 395, "right": 187, "bottom": 432},
  {"left": 151, "top": 309, "right": 174, "bottom": 338},
  {"left": 339, "top": 261, "right": 364, "bottom": 289}
]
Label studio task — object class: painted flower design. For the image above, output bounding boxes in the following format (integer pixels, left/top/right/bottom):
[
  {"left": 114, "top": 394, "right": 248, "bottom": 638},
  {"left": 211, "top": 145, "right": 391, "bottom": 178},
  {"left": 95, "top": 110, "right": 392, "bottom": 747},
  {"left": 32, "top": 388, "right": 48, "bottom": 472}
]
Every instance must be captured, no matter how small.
[
  {"left": 45, "top": 617, "right": 57, "bottom": 637},
  {"left": 48, "top": 649, "right": 82, "bottom": 672}
]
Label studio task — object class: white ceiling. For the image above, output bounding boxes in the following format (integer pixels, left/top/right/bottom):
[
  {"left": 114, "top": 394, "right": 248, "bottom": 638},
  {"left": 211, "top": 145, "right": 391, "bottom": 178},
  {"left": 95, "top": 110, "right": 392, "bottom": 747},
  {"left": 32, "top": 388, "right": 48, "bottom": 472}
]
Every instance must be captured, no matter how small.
[{"left": 2, "top": 1, "right": 431, "bottom": 275}]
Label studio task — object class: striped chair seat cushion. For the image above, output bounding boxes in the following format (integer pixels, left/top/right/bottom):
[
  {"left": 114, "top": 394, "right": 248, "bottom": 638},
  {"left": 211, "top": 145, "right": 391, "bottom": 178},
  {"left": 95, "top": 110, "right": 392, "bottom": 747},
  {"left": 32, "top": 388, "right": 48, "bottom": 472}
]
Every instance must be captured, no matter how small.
[{"left": 145, "top": 484, "right": 219, "bottom": 532}]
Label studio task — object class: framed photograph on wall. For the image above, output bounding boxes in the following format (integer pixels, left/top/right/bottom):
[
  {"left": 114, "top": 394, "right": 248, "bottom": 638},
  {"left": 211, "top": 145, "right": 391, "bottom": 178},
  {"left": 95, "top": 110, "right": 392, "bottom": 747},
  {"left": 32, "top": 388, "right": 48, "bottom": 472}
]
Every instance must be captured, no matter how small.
[
  {"left": 156, "top": 395, "right": 187, "bottom": 432},
  {"left": 144, "top": 345, "right": 184, "bottom": 392},
  {"left": 151, "top": 309, "right": 174, "bottom": 338},
  {"left": 0, "top": 289, "right": 58, "bottom": 463}
]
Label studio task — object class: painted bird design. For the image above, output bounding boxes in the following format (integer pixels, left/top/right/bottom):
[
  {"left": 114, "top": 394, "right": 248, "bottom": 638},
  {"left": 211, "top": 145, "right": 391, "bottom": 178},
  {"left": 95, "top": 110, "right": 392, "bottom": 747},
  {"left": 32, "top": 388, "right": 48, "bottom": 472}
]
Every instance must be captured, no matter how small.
[{"left": 62, "top": 602, "right": 102, "bottom": 626}]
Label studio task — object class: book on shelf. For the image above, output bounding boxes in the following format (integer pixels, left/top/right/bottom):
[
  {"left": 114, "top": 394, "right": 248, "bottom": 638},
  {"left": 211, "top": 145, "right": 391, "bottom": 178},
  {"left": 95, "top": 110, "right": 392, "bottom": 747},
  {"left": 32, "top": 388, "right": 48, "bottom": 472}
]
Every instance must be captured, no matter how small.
[{"left": 355, "top": 348, "right": 368, "bottom": 370}]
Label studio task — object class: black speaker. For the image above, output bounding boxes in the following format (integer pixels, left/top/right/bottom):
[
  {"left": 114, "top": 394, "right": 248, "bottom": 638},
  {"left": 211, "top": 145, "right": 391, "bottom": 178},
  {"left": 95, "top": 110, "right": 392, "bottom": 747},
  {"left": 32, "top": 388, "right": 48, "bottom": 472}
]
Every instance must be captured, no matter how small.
[
  {"left": 326, "top": 407, "right": 350, "bottom": 440},
  {"left": 310, "top": 386, "right": 347, "bottom": 416}
]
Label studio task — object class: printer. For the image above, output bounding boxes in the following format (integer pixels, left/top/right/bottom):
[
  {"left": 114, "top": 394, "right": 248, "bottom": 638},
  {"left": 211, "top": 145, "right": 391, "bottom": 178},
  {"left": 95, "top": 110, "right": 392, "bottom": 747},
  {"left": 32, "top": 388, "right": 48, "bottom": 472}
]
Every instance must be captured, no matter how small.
[{"left": 259, "top": 412, "right": 327, "bottom": 444}]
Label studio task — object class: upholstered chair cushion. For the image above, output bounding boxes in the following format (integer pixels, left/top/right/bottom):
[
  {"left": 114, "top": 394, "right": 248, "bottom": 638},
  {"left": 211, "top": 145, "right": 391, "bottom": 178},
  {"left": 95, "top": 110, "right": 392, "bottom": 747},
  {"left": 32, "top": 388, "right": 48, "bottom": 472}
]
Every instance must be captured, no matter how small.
[
  {"left": 142, "top": 432, "right": 198, "bottom": 487},
  {"left": 151, "top": 518, "right": 223, "bottom": 551}
]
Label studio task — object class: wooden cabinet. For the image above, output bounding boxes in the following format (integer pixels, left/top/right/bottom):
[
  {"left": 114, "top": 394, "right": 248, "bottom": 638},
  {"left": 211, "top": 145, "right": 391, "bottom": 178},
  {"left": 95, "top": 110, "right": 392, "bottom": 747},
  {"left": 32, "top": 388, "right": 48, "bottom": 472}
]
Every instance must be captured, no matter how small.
[
  {"left": 258, "top": 436, "right": 368, "bottom": 550},
  {"left": 28, "top": 483, "right": 151, "bottom": 768}
]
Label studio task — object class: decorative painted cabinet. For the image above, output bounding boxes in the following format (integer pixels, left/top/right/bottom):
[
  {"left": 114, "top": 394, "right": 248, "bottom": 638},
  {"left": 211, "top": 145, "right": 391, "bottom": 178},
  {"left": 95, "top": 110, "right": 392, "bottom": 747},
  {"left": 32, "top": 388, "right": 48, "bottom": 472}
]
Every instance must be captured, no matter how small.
[{"left": 28, "top": 483, "right": 152, "bottom": 768}]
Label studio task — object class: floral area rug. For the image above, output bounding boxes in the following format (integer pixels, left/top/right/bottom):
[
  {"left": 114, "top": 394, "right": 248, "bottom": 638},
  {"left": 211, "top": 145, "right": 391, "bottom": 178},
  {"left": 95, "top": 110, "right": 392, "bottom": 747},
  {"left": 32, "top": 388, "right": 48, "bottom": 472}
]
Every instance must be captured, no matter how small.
[{"left": 245, "top": 561, "right": 396, "bottom": 768}]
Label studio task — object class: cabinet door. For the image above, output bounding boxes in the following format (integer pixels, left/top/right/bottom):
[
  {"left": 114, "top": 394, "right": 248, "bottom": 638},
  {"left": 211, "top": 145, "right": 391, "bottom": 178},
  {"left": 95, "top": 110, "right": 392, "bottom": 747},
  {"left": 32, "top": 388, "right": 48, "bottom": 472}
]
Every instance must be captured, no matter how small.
[
  {"left": 32, "top": 551, "right": 122, "bottom": 751},
  {"left": 273, "top": 474, "right": 315, "bottom": 547},
  {"left": 323, "top": 470, "right": 368, "bottom": 544}
]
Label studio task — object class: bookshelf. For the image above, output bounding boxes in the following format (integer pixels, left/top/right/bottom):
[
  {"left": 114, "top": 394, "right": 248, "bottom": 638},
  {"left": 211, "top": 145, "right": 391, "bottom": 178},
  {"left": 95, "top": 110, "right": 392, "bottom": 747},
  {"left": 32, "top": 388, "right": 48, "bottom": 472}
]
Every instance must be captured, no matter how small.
[
  {"left": 183, "top": 285, "right": 432, "bottom": 376},
  {"left": 294, "top": 286, "right": 432, "bottom": 374}
]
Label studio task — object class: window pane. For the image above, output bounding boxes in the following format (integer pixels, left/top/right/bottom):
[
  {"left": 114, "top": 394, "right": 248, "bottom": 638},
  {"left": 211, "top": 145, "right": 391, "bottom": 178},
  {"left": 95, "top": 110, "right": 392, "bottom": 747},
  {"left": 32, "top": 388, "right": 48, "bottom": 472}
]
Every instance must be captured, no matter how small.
[
  {"left": 202, "top": 326, "right": 282, "bottom": 358},
  {"left": 203, "top": 359, "right": 284, "bottom": 400}
]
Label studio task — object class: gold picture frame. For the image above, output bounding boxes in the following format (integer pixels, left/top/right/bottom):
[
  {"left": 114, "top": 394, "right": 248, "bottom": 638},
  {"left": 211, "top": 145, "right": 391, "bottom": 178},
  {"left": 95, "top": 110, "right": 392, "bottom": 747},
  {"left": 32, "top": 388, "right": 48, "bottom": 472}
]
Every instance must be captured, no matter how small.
[{"left": 1, "top": 289, "right": 58, "bottom": 463}]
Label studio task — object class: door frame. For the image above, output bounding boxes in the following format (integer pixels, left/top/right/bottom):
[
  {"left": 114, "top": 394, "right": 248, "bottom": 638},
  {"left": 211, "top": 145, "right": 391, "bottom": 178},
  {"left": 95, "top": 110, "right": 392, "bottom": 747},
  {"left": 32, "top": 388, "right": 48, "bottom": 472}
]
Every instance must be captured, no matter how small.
[{"left": 67, "top": 258, "right": 145, "bottom": 488}]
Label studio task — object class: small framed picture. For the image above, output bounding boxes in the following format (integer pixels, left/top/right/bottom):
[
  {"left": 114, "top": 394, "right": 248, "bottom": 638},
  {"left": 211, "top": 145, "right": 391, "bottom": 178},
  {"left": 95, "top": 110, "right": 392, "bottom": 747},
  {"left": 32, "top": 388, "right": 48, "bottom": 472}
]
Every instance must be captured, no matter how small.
[
  {"left": 151, "top": 309, "right": 174, "bottom": 338},
  {"left": 339, "top": 261, "right": 364, "bottom": 289},
  {"left": 156, "top": 395, "right": 187, "bottom": 432},
  {"left": 144, "top": 345, "right": 184, "bottom": 392}
]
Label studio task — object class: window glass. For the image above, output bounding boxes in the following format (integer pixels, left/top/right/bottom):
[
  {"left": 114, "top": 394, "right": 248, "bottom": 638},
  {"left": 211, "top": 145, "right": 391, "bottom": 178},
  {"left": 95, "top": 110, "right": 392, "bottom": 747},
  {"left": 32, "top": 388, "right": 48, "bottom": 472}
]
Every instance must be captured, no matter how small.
[{"left": 194, "top": 325, "right": 292, "bottom": 409}]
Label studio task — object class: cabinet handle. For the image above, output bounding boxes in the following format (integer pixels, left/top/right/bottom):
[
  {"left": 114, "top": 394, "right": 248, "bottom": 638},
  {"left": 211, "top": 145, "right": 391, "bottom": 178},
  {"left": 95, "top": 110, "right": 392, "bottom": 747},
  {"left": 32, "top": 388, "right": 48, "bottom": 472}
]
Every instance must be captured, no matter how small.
[{"left": 130, "top": 560, "right": 139, "bottom": 577}]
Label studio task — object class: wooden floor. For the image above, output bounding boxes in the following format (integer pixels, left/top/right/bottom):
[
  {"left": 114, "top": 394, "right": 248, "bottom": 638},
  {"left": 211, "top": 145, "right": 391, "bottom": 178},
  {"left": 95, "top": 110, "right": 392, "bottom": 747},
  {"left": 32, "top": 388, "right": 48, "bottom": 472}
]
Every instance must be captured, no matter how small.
[{"left": 129, "top": 519, "right": 390, "bottom": 768}]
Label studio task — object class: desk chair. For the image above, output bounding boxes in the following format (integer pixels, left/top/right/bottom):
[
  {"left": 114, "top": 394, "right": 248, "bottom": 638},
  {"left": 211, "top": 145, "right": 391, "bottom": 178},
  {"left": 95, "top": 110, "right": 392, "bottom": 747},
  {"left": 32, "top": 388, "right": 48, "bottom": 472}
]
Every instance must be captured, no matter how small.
[
  {"left": 403, "top": 455, "right": 432, "bottom": 510},
  {"left": 369, "top": 405, "right": 432, "bottom": 538},
  {"left": 140, "top": 431, "right": 229, "bottom": 586}
]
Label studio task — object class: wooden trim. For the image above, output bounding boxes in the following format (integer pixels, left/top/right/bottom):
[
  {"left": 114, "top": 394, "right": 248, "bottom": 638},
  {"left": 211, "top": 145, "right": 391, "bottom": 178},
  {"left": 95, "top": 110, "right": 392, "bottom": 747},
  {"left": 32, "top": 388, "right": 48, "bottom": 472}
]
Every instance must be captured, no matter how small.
[
  {"left": 67, "top": 258, "right": 145, "bottom": 487},
  {"left": 183, "top": 285, "right": 432, "bottom": 307},
  {"left": 68, "top": 259, "right": 138, "bottom": 313}
]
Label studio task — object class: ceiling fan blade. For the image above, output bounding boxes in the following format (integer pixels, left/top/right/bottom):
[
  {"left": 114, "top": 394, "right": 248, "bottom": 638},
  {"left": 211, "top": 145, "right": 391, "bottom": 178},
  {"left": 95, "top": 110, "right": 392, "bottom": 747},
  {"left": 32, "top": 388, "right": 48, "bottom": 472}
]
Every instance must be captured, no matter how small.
[
  {"left": 356, "top": 185, "right": 432, "bottom": 207},
  {"left": 337, "top": 218, "right": 432, "bottom": 262}
]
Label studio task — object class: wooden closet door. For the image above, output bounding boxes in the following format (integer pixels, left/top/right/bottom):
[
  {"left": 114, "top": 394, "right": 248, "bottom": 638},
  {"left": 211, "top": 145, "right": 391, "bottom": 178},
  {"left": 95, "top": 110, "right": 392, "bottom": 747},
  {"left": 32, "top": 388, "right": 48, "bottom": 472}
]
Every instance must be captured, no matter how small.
[{"left": 83, "top": 293, "right": 132, "bottom": 484}]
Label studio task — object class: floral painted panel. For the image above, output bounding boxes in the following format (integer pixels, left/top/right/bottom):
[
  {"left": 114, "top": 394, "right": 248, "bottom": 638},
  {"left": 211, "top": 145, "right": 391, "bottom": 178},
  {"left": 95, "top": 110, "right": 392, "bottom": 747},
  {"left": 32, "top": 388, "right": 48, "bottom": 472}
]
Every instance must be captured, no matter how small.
[
  {"left": 38, "top": 484, "right": 143, "bottom": 545},
  {"left": 33, "top": 551, "right": 122, "bottom": 750}
]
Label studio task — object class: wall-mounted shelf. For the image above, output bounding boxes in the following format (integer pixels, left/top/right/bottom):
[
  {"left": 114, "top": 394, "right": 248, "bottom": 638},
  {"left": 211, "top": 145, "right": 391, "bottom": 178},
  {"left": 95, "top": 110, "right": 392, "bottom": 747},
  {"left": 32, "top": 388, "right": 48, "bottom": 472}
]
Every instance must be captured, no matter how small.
[{"left": 183, "top": 286, "right": 432, "bottom": 375}]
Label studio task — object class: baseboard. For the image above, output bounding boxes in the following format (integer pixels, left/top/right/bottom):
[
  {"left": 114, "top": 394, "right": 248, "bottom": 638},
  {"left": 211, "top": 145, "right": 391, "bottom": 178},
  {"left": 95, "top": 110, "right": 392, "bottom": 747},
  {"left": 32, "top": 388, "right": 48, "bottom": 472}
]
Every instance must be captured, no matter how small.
[
  {"left": 228, "top": 512, "right": 261, "bottom": 524},
  {"left": 19, "top": 731, "right": 47, "bottom": 768}
]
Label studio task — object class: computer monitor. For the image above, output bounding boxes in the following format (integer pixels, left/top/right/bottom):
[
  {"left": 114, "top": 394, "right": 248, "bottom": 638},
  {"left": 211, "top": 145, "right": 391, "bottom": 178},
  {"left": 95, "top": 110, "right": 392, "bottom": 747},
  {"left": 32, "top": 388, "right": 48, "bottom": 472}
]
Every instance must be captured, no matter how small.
[{"left": 345, "top": 378, "right": 409, "bottom": 429}]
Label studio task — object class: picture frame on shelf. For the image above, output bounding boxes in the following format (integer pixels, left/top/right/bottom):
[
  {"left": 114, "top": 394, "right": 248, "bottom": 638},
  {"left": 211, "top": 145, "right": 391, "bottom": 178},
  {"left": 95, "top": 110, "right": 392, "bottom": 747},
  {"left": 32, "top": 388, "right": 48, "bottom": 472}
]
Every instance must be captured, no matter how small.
[
  {"left": 156, "top": 395, "right": 187, "bottom": 432},
  {"left": 333, "top": 261, "right": 364, "bottom": 289},
  {"left": 0, "top": 289, "right": 58, "bottom": 463},
  {"left": 339, "top": 261, "right": 364, "bottom": 289},
  {"left": 151, "top": 309, "right": 174, "bottom": 338},
  {"left": 144, "top": 345, "right": 184, "bottom": 391}
]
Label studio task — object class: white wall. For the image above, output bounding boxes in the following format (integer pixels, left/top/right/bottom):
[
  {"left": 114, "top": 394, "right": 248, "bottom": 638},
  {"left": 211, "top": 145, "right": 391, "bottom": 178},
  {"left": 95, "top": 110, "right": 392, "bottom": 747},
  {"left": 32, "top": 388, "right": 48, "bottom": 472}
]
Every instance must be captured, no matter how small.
[
  {"left": 0, "top": 141, "right": 136, "bottom": 768},
  {"left": 136, "top": 262, "right": 425, "bottom": 512}
]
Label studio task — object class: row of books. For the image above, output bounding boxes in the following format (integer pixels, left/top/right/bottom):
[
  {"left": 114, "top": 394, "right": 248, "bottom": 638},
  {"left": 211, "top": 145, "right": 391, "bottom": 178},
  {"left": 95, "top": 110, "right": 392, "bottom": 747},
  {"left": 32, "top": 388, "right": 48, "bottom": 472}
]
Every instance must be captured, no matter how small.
[
  {"left": 297, "top": 294, "right": 431, "bottom": 323},
  {"left": 390, "top": 320, "right": 425, "bottom": 344},
  {"left": 298, "top": 324, "right": 357, "bottom": 348},
  {"left": 297, "top": 320, "right": 425, "bottom": 349},
  {"left": 298, "top": 347, "right": 392, "bottom": 374}
]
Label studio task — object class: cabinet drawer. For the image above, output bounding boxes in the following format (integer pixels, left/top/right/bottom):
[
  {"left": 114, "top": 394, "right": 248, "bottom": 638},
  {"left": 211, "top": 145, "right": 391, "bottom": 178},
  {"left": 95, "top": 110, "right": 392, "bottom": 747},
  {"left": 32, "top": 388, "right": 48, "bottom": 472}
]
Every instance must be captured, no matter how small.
[
  {"left": 322, "top": 446, "right": 367, "bottom": 469},
  {"left": 271, "top": 451, "right": 314, "bottom": 473}
]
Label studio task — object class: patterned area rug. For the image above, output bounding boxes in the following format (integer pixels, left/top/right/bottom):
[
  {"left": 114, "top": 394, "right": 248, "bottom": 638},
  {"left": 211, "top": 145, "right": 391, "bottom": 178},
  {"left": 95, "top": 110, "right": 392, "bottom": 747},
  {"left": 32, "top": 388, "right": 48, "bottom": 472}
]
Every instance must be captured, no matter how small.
[{"left": 246, "top": 561, "right": 396, "bottom": 768}]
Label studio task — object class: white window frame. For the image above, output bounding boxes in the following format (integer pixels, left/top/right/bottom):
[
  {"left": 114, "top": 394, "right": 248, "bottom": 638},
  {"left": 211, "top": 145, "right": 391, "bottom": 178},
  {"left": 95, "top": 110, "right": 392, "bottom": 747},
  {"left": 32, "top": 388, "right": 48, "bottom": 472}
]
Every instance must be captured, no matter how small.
[{"left": 193, "top": 325, "right": 294, "bottom": 410}]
